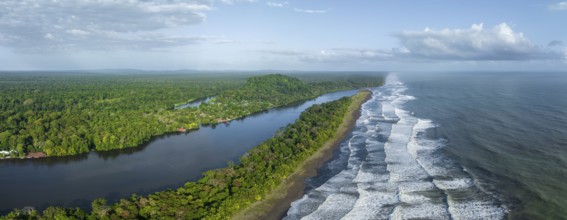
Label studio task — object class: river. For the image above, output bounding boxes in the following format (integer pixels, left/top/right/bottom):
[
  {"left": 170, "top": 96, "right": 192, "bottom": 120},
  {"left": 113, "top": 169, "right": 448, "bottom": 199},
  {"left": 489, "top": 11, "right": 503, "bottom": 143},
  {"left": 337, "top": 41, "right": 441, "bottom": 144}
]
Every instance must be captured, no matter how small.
[{"left": 0, "top": 89, "right": 357, "bottom": 213}]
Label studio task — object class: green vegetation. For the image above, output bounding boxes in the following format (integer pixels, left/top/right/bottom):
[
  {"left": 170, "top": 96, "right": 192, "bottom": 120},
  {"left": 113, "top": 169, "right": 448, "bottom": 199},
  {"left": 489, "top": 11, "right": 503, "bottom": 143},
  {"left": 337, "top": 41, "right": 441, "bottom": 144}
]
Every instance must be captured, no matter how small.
[
  {"left": 2, "top": 90, "right": 364, "bottom": 220},
  {"left": 233, "top": 91, "right": 371, "bottom": 220},
  {"left": 0, "top": 72, "right": 245, "bottom": 157},
  {"left": 0, "top": 72, "right": 382, "bottom": 158}
]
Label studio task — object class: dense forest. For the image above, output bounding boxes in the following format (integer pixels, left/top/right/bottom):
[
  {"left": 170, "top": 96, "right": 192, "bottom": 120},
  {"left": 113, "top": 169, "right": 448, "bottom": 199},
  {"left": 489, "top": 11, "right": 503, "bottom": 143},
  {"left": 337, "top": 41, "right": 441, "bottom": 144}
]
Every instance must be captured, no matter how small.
[
  {"left": 0, "top": 72, "right": 383, "bottom": 158},
  {"left": 1, "top": 91, "right": 367, "bottom": 219},
  {"left": 0, "top": 72, "right": 245, "bottom": 158}
]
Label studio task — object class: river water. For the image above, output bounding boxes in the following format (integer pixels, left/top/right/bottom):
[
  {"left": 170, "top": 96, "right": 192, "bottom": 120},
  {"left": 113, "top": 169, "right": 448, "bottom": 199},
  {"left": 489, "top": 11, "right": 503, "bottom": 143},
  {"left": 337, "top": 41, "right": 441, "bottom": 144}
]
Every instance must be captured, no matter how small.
[
  {"left": 286, "top": 72, "right": 567, "bottom": 220},
  {"left": 174, "top": 96, "right": 215, "bottom": 109},
  {"left": 0, "top": 89, "right": 357, "bottom": 213}
]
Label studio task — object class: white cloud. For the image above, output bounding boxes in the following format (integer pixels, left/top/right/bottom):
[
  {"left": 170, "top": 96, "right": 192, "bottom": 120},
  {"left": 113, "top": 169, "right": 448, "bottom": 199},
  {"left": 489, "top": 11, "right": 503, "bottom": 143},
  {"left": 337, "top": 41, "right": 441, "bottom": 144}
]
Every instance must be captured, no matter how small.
[
  {"left": 255, "top": 48, "right": 393, "bottom": 63},
  {"left": 258, "top": 23, "right": 564, "bottom": 64},
  {"left": 0, "top": 0, "right": 215, "bottom": 51},
  {"left": 266, "top": 1, "right": 288, "bottom": 8},
  {"left": 44, "top": 33, "right": 55, "bottom": 40},
  {"left": 549, "top": 2, "right": 567, "bottom": 10},
  {"left": 220, "top": 0, "right": 257, "bottom": 5},
  {"left": 141, "top": 3, "right": 211, "bottom": 13},
  {"left": 66, "top": 29, "right": 91, "bottom": 37},
  {"left": 255, "top": 49, "right": 305, "bottom": 56},
  {"left": 300, "top": 49, "right": 393, "bottom": 63},
  {"left": 213, "top": 39, "right": 238, "bottom": 44},
  {"left": 294, "top": 8, "right": 330, "bottom": 14},
  {"left": 394, "top": 23, "right": 563, "bottom": 61}
]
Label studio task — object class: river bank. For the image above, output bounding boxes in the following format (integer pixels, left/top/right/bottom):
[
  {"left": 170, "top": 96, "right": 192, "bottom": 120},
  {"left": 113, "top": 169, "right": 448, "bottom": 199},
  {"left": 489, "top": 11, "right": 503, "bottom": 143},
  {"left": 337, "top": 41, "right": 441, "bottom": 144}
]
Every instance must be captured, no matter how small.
[
  {"left": 232, "top": 90, "right": 372, "bottom": 220},
  {"left": 0, "top": 89, "right": 361, "bottom": 214}
]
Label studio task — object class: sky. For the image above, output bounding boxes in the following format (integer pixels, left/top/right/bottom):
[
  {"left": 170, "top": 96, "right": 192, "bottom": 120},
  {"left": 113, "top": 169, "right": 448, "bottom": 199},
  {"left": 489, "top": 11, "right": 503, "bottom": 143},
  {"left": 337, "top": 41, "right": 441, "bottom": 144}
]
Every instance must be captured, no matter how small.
[{"left": 0, "top": 0, "right": 566, "bottom": 71}]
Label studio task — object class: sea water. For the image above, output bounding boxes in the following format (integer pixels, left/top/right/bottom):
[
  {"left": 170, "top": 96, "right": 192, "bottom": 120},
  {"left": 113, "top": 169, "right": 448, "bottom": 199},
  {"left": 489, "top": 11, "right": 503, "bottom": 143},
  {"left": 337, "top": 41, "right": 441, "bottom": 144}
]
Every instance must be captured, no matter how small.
[{"left": 286, "top": 72, "right": 567, "bottom": 219}]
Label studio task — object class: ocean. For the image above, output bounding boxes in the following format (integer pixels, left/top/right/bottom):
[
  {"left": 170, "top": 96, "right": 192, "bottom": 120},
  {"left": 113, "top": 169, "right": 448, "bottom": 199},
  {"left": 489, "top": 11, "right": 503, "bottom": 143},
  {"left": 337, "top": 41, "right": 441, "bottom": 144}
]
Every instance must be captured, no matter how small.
[{"left": 285, "top": 72, "right": 567, "bottom": 219}]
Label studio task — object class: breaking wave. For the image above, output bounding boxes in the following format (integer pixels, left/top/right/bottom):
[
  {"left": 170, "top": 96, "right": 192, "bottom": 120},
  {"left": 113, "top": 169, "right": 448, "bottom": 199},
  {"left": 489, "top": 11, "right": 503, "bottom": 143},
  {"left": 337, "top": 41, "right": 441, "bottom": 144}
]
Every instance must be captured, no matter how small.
[{"left": 284, "top": 74, "right": 506, "bottom": 220}]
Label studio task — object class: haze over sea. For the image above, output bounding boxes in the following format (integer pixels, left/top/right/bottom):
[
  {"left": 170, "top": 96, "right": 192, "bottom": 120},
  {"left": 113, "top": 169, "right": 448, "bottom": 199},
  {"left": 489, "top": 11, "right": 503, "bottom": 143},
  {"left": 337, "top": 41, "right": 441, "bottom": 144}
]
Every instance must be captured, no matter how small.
[{"left": 287, "top": 72, "right": 567, "bottom": 220}]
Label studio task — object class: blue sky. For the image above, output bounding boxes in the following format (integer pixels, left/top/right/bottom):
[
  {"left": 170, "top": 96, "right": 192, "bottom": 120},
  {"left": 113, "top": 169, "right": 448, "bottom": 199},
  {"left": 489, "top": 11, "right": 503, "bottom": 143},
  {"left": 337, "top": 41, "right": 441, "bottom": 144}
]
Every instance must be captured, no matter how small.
[{"left": 0, "top": 0, "right": 566, "bottom": 71}]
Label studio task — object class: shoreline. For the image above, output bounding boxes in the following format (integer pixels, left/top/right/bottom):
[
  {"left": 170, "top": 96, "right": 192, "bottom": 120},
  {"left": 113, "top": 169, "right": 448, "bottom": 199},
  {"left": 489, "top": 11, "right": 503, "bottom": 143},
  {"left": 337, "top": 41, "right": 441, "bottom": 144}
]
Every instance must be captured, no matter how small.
[{"left": 232, "top": 90, "right": 372, "bottom": 220}]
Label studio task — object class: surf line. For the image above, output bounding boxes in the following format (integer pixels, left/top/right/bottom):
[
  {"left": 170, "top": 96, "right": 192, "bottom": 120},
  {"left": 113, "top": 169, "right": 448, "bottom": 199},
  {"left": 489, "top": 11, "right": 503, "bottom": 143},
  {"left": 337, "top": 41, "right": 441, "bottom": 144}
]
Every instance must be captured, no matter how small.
[{"left": 285, "top": 74, "right": 507, "bottom": 220}]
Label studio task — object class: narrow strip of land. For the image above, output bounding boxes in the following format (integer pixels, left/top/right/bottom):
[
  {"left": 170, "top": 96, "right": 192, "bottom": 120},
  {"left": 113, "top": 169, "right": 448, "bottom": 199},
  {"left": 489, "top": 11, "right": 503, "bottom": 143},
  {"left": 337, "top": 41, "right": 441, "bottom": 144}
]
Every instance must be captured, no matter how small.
[{"left": 232, "top": 90, "right": 371, "bottom": 220}]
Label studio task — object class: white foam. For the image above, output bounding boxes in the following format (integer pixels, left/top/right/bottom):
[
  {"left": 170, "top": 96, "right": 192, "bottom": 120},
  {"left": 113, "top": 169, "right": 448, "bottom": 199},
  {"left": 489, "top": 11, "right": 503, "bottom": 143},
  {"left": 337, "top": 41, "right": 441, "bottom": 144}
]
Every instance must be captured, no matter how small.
[
  {"left": 302, "top": 189, "right": 358, "bottom": 220},
  {"left": 398, "top": 181, "right": 437, "bottom": 194},
  {"left": 352, "top": 169, "right": 388, "bottom": 183},
  {"left": 285, "top": 195, "right": 313, "bottom": 220},
  {"left": 365, "top": 139, "right": 380, "bottom": 145},
  {"left": 286, "top": 74, "right": 506, "bottom": 220},
  {"left": 284, "top": 170, "right": 358, "bottom": 220},
  {"left": 285, "top": 128, "right": 369, "bottom": 219},
  {"left": 341, "top": 187, "right": 398, "bottom": 220},
  {"left": 434, "top": 178, "right": 475, "bottom": 190},
  {"left": 390, "top": 203, "right": 450, "bottom": 220},
  {"left": 448, "top": 200, "right": 507, "bottom": 220},
  {"left": 381, "top": 102, "right": 398, "bottom": 121}
]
